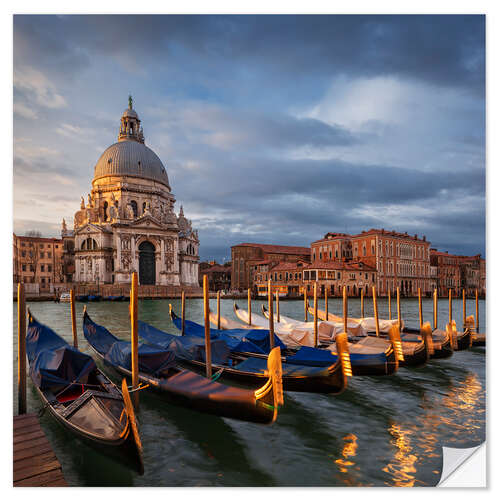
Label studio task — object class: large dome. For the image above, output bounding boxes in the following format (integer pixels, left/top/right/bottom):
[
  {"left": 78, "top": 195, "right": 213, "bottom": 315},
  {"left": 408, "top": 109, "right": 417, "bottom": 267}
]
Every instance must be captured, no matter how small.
[{"left": 93, "top": 140, "right": 170, "bottom": 188}]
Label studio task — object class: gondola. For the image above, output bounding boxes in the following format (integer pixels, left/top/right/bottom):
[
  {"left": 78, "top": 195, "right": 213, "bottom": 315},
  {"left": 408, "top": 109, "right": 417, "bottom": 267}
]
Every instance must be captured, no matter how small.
[
  {"left": 303, "top": 302, "right": 441, "bottom": 364},
  {"left": 189, "top": 307, "right": 398, "bottom": 376},
  {"left": 138, "top": 307, "right": 351, "bottom": 394},
  {"left": 26, "top": 310, "right": 144, "bottom": 474},
  {"left": 76, "top": 295, "right": 89, "bottom": 302},
  {"left": 88, "top": 295, "right": 102, "bottom": 302},
  {"left": 239, "top": 303, "right": 426, "bottom": 368},
  {"left": 83, "top": 309, "right": 283, "bottom": 424}
]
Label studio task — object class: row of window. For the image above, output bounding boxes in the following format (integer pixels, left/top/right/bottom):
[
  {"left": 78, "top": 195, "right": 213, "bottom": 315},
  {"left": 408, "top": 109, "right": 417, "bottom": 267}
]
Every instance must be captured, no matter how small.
[
  {"left": 19, "top": 242, "right": 59, "bottom": 249},
  {"left": 21, "top": 264, "right": 53, "bottom": 272},
  {"left": 20, "top": 251, "right": 53, "bottom": 258},
  {"left": 256, "top": 270, "right": 374, "bottom": 283}
]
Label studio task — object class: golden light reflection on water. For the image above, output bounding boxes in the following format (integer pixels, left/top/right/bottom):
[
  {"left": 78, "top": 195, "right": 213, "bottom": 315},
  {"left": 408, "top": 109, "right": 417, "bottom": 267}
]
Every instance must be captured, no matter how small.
[
  {"left": 334, "top": 433, "right": 362, "bottom": 486},
  {"left": 383, "top": 373, "right": 484, "bottom": 486},
  {"left": 335, "top": 434, "right": 358, "bottom": 473},
  {"left": 383, "top": 424, "right": 418, "bottom": 487}
]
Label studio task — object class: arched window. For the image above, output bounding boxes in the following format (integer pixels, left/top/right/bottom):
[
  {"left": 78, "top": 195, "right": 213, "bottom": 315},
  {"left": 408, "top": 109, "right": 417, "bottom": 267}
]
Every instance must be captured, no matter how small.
[
  {"left": 130, "top": 200, "right": 138, "bottom": 217},
  {"left": 103, "top": 201, "right": 108, "bottom": 221},
  {"left": 142, "top": 202, "right": 147, "bottom": 214},
  {"left": 81, "top": 238, "right": 97, "bottom": 250}
]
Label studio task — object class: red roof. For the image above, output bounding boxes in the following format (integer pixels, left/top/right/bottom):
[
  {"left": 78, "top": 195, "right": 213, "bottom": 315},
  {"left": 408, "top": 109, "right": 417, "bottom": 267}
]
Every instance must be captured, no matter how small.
[
  {"left": 351, "top": 228, "right": 428, "bottom": 242},
  {"left": 202, "top": 265, "right": 231, "bottom": 274},
  {"left": 233, "top": 242, "right": 310, "bottom": 255},
  {"left": 270, "top": 262, "right": 299, "bottom": 272}
]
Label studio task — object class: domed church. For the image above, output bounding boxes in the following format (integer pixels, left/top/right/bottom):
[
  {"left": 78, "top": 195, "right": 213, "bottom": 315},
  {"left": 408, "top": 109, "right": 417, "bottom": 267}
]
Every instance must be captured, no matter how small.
[{"left": 64, "top": 97, "right": 199, "bottom": 287}]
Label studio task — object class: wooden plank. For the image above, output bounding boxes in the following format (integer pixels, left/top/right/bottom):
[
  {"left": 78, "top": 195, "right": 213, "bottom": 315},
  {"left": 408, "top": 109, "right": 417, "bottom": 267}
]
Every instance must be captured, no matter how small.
[
  {"left": 14, "top": 436, "right": 49, "bottom": 453},
  {"left": 13, "top": 429, "right": 45, "bottom": 444},
  {"left": 14, "top": 451, "right": 57, "bottom": 472},
  {"left": 13, "top": 416, "right": 39, "bottom": 430},
  {"left": 44, "top": 478, "right": 67, "bottom": 487},
  {"left": 14, "top": 458, "right": 61, "bottom": 482},
  {"left": 14, "top": 422, "right": 41, "bottom": 436},
  {"left": 14, "top": 468, "right": 65, "bottom": 487},
  {"left": 14, "top": 442, "right": 53, "bottom": 462}
]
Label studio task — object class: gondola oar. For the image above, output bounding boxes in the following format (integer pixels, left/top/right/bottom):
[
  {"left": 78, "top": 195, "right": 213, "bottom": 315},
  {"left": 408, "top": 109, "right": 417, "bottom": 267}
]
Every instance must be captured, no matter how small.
[
  {"left": 325, "top": 287, "right": 329, "bottom": 319},
  {"left": 121, "top": 378, "right": 144, "bottom": 475},
  {"left": 433, "top": 288, "right": 438, "bottom": 331},
  {"left": 276, "top": 290, "right": 280, "bottom": 323},
  {"left": 388, "top": 289, "right": 392, "bottom": 321},
  {"left": 217, "top": 290, "right": 221, "bottom": 330},
  {"left": 181, "top": 291, "right": 186, "bottom": 335},
  {"left": 360, "top": 288, "right": 364, "bottom": 319}
]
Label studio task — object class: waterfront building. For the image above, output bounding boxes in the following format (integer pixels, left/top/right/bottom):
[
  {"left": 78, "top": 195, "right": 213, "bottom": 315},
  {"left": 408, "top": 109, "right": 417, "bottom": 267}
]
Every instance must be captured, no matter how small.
[
  {"left": 252, "top": 259, "right": 376, "bottom": 297},
  {"left": 13, "top": 233, "right": 65, "bottom": 295},
  {"left": 231, "top": 243, "right": 310, "bottom": 290},
  {"left": 64, "top": 97, "right": 199, "bottom": 287},
  {"left": 199, "top": 262, "right": 231, "bottom": 291},
  {"left": 430, "top": 250, "right": 485, "bottom": 297},
  {"left": 311, "top": 229, "right": 431, "bottom": 296}
]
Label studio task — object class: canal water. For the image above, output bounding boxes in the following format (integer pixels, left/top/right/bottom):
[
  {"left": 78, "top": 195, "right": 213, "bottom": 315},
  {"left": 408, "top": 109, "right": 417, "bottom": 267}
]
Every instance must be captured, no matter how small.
[{"left": 13, "top": 297, "right": 485, "bottom": 487}]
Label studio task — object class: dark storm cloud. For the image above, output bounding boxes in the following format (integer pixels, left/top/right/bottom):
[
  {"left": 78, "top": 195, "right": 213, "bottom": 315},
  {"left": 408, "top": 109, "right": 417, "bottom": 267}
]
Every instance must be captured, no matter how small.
[{"left": 14, "top": 15, "right": 484, "bottom": 92}]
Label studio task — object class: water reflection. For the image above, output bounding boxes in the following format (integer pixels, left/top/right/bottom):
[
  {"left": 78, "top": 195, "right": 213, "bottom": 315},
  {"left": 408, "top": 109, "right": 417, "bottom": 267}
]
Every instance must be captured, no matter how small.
[{"left": 383, "top": 424, "right": 418, "bottom": 487}]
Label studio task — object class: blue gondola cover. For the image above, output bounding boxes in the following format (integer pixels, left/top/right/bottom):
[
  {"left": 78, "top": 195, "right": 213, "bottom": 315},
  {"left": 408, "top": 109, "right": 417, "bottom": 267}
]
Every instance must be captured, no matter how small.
[
  {"left": 83, "top": 313, "right": 177, "bottom": 376},
  {"left": 138, "top": 320, "right": 231, "bottom": 364},
  {"left": 27, "top": 317, "right": 96, "bottom": 392}
]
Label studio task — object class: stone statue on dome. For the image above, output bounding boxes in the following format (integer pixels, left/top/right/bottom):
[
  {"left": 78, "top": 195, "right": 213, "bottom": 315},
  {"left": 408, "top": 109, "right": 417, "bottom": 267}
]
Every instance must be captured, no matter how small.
[{"left": 80, "top": 196, "right": 85, "bottom": 209}]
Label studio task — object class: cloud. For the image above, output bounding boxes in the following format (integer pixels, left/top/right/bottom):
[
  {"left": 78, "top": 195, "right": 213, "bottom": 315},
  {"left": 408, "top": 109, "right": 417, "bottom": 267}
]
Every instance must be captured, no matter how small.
[
  {"left": 14, "top": 67, "right": 67, "bottom": 109},
  {"left": 11, "top": 15, "right": 485, "bottom": 263}
]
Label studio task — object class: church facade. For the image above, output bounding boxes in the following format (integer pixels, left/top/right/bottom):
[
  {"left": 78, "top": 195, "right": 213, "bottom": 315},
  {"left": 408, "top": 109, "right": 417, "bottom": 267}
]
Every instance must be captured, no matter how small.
[{"left": 63, "top": 97, "right": 199, "bottom": 287}]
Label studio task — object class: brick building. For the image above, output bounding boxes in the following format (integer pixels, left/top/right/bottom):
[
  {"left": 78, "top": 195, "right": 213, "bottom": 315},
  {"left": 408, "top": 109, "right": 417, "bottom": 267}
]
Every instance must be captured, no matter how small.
[
  {"left": 199, "top": 262, "right": 231, "bottom": 291},
  {"left": 231, "top": 243, "right": 310, "bottom": 290},
  {"left": 430, "top": 250, "right": 485, "bottom": 297},
  {"left": 311, "top": 229, "right": 431, "bottom": 296},
  {"left": 13, "top": 234, "right": 65, "bottom": 294}
]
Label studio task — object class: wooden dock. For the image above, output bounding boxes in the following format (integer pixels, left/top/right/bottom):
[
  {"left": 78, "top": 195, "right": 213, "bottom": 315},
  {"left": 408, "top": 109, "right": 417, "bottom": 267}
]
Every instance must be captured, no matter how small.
[{"left": 13, "top": 414, "right": 67, "bottom": 487}]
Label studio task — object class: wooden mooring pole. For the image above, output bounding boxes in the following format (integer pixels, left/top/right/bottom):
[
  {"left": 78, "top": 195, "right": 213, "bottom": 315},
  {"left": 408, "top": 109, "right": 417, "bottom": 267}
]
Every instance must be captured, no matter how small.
[
  {"left": 70, "top": 289, "right": 78, "bottom": 349},
  {"left": 418, "top": 288, "right": 423, "bottom": 329},
  {"left": 17, "top": 283, "right": 27, "bottom": 415},
  {"left": 268, "top": 279, "right": 275, "bottom": 349},
  {"left": 388, "top": 288, "right": 392, "bottom": 320},
  {"left": 130, "top": 272, "right": 139, "bottom": 408},
  {"left": 372, "top": 286, "right": 380, "bottom": 337},
  {"left": 325, "top": 287, "right": 329, "bottom": 319},
  {"left": 248, "top": 288, "right": 252, "bottom": 326},
  {"left": 276, "top": 290, "right": 280, "bottom": 323},
  {"left": 462, "top": 289, "right": 466, "bottom": 331},
  {"left": 397, "top": 287, "right": 401, "bottom": 330},
  {"left": 360, "top": 288, "right": 364, "bottom": 318},
  {"left": 475, "top": 288, "right": 479, "bottom": 332},
  {"left": 203, "top": 275, "right": 212, "bottom": 379},
  {"left": 216, "top": 290, "right": 221, "bottom": 330},
  {"left": 181, "top": 290, "right": 186, "bottom": 335},
  {"left": 448, "top": 288, "right": 452, "bottom": 324},
  {"left": 313, "top": 282, "right": 318, "bottom": 347},
  {"left": 433, "top": 288, "right": 438, "bottom": 331},
  {"left": 304, "top": 287, "right": 308, "bottom": 322},
  {"left": 343, "top": 286, "right": 348, "bottom": 334}
]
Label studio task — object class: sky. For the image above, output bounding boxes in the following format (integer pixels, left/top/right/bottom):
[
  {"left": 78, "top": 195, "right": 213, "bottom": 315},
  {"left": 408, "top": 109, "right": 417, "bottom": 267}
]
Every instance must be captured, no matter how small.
[{"left": 13, "top": 14, "right": 485, "bottom": 263}]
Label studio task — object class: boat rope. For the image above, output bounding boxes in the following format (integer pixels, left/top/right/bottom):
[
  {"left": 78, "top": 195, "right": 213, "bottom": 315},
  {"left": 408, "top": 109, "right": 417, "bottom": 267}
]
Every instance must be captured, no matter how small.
[
  {"left": 127, "top": 383, "right": 150, "bottom": 393},
  {"left": 211, "top": 368, "right": 224, "bottom": 382}
]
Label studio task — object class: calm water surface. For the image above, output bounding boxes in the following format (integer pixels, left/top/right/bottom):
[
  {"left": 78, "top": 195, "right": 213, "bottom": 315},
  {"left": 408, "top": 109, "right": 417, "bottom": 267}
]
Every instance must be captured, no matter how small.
[{"left": 13, "top": 297, "right": 485, "bottom": 486}]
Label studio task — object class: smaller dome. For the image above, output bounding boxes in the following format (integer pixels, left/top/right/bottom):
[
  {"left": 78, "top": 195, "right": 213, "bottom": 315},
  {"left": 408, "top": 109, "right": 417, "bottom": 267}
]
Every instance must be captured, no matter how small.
[{"left": 122, "top": 108, "right": 138, "bottom": 119}]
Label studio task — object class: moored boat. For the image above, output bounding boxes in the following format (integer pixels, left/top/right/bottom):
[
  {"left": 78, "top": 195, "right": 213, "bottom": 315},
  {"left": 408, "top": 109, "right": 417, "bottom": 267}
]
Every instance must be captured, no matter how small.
[
  {"left": 172, "top": 306, "right": 397, "bottom": 376},
  {"left": 138, "top": 309, "right": 351, "bottom": 394},
  {"left": 26, "top": 310, "right": 144, "bottom": 474},
  {"left": 83, "top": 309, "right": 284, "bottom": 424}
]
